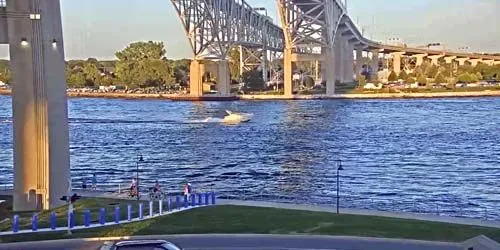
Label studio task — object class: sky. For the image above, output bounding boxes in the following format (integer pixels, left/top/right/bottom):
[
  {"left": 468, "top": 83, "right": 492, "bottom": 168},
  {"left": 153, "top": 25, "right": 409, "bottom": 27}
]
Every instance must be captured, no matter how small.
[{"left": 0, "top": 0, "right": 499, "bottom": 60}]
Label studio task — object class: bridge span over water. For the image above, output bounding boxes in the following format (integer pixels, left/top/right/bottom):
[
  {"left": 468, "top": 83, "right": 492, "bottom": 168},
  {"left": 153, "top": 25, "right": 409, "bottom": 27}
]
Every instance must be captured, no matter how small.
[{"left": 0, "top": 0, "right": 499, "bottom": 211}]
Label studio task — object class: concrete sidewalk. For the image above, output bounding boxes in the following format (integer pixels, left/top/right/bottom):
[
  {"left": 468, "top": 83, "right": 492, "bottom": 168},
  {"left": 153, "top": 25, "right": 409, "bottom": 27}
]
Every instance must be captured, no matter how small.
[{"left": 218, "top": 199, "right": 500, "bottom": 229}]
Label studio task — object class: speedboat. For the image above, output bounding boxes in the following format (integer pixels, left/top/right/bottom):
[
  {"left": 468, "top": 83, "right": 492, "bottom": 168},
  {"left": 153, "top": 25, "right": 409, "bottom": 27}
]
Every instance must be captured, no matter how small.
[{"left": 222, "top": 110, "right": 253, "bottom": 123}]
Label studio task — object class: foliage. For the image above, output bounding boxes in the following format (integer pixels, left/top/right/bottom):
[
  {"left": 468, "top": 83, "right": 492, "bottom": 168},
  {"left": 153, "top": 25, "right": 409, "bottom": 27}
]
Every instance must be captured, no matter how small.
[
  {"left": 115, "top": 41, "right": 173, "bottom": 88},
  {"left": 434, "top": 73, "right": 446, "bottom": 84},
  {"left": 242, "top": 69, "right": 265, "bottom": 90},
  {"left": 416, "top": 75, "right": 427, "bottom": 85},
  {"left": 83, "top": 63, "right": 101, "bottom": 86},
  {"left": 388, "top": 71, "right": 398, "bottom": 82},
  {"left": 406, "top": 77, "right": 416, "bottom": 84},
  {"left": 426, "top": 64, "right": 439, "bottom": 78},
  {"left": 357, "top": 74, "right": 367, "bottom": 86},
  {"left": 457, "top": 73, "right": 479, "bottom": 83},
  {"left": 398, "top": 70, "right": 408, "bottom": 81},
  {"left": 228, "top": 47, "right": 241, "bottom": 81}
]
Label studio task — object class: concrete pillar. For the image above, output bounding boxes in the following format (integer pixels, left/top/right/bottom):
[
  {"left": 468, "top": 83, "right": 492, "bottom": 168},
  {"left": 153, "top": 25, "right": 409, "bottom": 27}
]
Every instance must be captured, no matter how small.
[
  {"left": 262, "top": 49, "right": 268, "bottom": 83},
  {"left": 7, "top": 0, "right": 70, "bottom": 211},
  {"left": 391, "top": 52, "right": 404, "bottom": 74},
  {"left": 456, "top": 58, "right": 469, "bottom": 66},
  {"left": 323, "top": 47, "right": 336, "bottom": 96},
  {"left": 355, "top": 47, "right": 363, "bottom": 78},
  {"left": 371, "top": 50, "right": 379, "bottom": 76},
  {"left": 214, "top": 60, "right": 230, "bottom": 96},
  {"left": 413, "top": 54, "right": 427, "bottom": 66},
  {"left": 494, "top": 60, "right": 500, "bottom": 65},
  {"left": 189, "top": 60, "right": 205, "bottom": 96},
  {"left": 428, "top": 55, "right": 444, "bottom": 66},
  {"left": 444, "top": 56, "right": 457, "bottom": 64},
  {"left": 343, "top": 40, "right": 354, "bottom": 83},
  {"left": 469, "top": 59, "right": 482, "bottom": 67},
  {"left": 283, "top": 48, "right": 293, "bottom": 96}
]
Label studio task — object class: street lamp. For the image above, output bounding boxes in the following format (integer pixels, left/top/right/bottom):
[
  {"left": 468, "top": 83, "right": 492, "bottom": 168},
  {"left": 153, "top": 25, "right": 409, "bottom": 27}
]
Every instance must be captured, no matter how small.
[
  {"left": 336, "top": 160, "right": 344, "bottom": 214},
  {"left": 136, "top": 151, "right": 144, "bottom": 200}
]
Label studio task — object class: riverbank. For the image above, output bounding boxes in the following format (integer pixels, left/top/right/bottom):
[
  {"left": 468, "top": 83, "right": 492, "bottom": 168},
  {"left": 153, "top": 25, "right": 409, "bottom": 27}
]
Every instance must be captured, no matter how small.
[{"left": 2, "top": 89, "right": 500, "bottom": 100}]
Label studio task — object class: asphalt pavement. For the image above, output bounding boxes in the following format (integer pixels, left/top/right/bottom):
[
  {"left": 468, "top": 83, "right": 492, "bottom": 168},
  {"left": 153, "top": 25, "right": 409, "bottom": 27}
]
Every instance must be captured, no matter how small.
[{"left": 0, "top": 234, "right": 461, "bottom": 250}]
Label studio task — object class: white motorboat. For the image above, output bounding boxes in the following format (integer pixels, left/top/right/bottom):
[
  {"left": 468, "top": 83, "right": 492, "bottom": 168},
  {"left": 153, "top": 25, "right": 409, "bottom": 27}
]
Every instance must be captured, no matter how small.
[{"left": 222, "top": 110, "right": 253, "bottom": 123}]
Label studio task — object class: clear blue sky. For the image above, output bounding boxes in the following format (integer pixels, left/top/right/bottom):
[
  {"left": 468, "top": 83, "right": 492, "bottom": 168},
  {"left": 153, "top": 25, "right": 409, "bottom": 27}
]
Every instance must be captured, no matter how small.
[{"left": 0, "top": 0, "right": 498, "bottom": 60}]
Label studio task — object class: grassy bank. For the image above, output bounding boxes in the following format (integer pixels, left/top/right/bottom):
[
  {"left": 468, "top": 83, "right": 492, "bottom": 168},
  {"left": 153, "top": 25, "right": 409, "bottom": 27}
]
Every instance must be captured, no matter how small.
[{"left": 1, "top": 203, "right": 500, "bottom": 243}]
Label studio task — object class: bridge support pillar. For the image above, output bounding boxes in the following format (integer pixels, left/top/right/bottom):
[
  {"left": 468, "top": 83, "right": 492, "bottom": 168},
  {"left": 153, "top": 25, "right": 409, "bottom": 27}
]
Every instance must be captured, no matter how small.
[
  {"left": 428, "top": 55, "right": 444, "bottom": 66},
  {"left": 7, "top": 0, "right": 70, "bottom": 211},
  {"left": 371, "top": 50, "right": 379, "bottom": 80},
  {"left": 482, "top": 60, "right": 494, "bottom": 66},
  {"left": 283, "top": 48, "right": 293, "bottom": 97},
  {"left": 391, "top": 52, "right": 404, "bottom": 75},
  {"left": 444, "top": 56, "right": 457, "bottom": 64},
  {"left": 214, "top": 60, "right": 231, "bottom": 96},
  {"left": 189, "top": 60, "right": 205, "bottom": 97},
  {"left": 334, "top": 36, "right": 343, "bottom": 84},
  {"left": 468, "top": 59, "right": 482, "bottom": 67},
  {"left": 413, "top": 54, "right": 427, "bottom": 67},
  {"left": 494, "top": 60, "right": 500, "bottom": 65},
  {"left": 343, "top": 41, "right": 354, "bottom": 83},
  {"left": 355, "top": 47, "right": 363, "bottom": 79},
  {"left": 324, "top": 47, "right": 336, "bottom": 96}
]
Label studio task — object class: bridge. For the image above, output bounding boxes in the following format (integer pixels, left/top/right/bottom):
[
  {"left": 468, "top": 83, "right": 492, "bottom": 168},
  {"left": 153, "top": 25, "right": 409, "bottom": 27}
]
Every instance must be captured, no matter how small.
[{"left": 0, "top": 0, "right": 499, "bottom": 211}]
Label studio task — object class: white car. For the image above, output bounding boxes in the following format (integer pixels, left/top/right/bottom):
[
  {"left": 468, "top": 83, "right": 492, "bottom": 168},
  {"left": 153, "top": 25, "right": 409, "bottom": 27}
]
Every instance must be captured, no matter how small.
[{"left": 100, "top": 240, "right": 183, "bottom": 250}]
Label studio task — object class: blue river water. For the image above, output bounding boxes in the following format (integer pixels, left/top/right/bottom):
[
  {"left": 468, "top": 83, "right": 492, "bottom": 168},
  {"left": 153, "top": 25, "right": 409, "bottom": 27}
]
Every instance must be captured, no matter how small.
[{"left": 0, "top": 95, "right": 499, "bottom": 219}]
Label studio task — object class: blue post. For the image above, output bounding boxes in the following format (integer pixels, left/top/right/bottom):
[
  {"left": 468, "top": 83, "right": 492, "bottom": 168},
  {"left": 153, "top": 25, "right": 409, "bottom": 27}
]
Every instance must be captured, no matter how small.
[
  {"left": 84, "top": 210, "right": 91, "bottom": 227},
  {"left": 69, "top": 212, "right": 75, "bottom": 228},
  {"left": 176, "top": 196, "right": 181, "bottom": 209},
  {"left": 139, "top": 203, "right": 144, "bottom": 220},
  {"left": 184, "top": 195, "right": 188, "bottom": 208},
  {"left": 205, "top": 193, "right": 209, "bottom": 206},
  {"left": 127, "top": 204, "right": 132, "bottom": 221},
  {"left": 99, "top": 208, "right": 106, "bottom": 225},
  {"left": 114, "top": 206, "right": 120, "bottom": 224},
  {"left": 211, "top": 192, "right": 216, "bottom": 205},
  {"left": 149, "top": 201, "right": 153, "bottom": 217},
  {"left": 50, "top": 212, "right": 57, "bottom": 230},
  {"left": 31, "top": 214, "right": 38, "bottom": 232},
  {"left": 168, "top": 197, "right": 172, "bottom": 211},
  {"left": 12, "top": 215, "right": 19, "bottom": 233},
  {"left": 198, "top": 193, "right": 203, "bottom": 206},
  {"left": 191, "top": 194, "right": 196, "bottom": 207}
]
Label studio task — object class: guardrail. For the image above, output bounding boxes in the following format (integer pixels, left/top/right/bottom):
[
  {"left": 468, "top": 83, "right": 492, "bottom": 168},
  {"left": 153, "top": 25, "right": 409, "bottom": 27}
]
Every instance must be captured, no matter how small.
[{"left": 0, "top": 192, "right": 216, "bottom": 236}]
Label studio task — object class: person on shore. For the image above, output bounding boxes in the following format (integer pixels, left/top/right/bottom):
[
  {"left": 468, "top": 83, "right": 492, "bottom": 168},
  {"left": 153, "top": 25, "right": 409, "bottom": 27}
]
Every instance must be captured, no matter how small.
[
  {"left": 82, "top": 179, "right": 87, "bottom": 190},
  {"left": 153, "top": 180, "right": 161, "bottom": 193},
  {"left": 183, "top": 183, "right": 191, "bottom": 199},
  {"left": 91, "top": 173, "right": 97, "bottom": 191},
  {"left": 130, "top": 177, "right": 137, "bottom": 196}
]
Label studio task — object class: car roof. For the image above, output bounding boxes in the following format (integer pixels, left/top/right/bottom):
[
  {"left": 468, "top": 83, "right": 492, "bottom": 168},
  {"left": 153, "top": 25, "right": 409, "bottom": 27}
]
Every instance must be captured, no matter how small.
[{"left": 115, "top": 240, "right": 168, "bottom": 247}]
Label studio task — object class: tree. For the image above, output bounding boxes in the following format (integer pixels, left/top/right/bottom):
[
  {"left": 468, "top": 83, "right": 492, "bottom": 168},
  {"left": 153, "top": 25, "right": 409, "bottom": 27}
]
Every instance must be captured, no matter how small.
[
  {"left": 242, "top": 69, "right": 265, "bottom": 90},
  {"left": 228, "top": 47, "right": 241, "bottom": 81},
  {"left": 83, "top": 63, "right": 101, "bottom": 86},
  {"left": 406, "top": 77, "right": 416, "bottom": 84},
  {"left": 0, "top": 68, "right": 11, "bottom": 83},
  {"left": 67, "top": 71, "right": 86, "bottom": 88},
  {"left": 475, "top": 72, "right": 483, "bottom": 81},
  {"left": 496, "top": 74, "right": 500, "bottom": 82},
  {"left": 357, "top": 74, "right": 367, "bottom": 87},
  {"left": 426, "top": 65, "right": 439, "bottom": 78},
  {"left": 434, "top": 73, "right": 446, "bottom": 84},
  {"left": 416, "top": 74, "right": 427, "bottom": 85},
  {"left": 116, "top": 41, "right": 170, "bottom": 88},
  {"left": 388, "top": 70, "right": 398, "bottom": 82},
  {"left": 457, "top": 73, "right": 478, "bottom": 83},
  {"left": 398, "top": 70, "right": 408, "bottom": 82}
]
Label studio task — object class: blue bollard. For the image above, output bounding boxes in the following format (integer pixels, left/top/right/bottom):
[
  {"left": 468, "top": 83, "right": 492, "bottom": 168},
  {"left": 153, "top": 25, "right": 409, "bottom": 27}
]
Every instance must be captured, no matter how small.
[
  {"left": 50, "top": 212, "right": 57, "bottom": 230},
  {"left": 84, "top": 210, "right": 91, "bottom": 227},
  {"left": 211, "top": 192, "right": 216, "bottom": 205},
  {"left": 114, "top": 206, "right": 120, "bottom": 223},
  {"left": 176, "top": 196, "right": 180, "bottom": 209},
  {"left": 127, "top": 204, "right": 132, "bottom": 221},
  {"left": 198, "top": 193, "right": 203, "bottom": 206},
  {"left": 31, "top": 214, "right": 38, "bottom": 232},
  {"left": 69, "top": 212, "right": 75, "bottom": 228},
  {"left": 168, "top": 197, "right": 172, "bottom": 211},
  {"left": 12, "top": 215, "right": 19, "bottom": 233},
  {"left": 139, "top": 203, "right": 144, "bottom": 220},
  {"left": 149, "top": 201, "right": 153, "bottom": 217},
  {"left": 183, "top": 195, "right": 188, "bottom": 208},
  {"left": 191, "top": 194, "right": 196, "bottom": 207},
  {"left": 99, "top": 208, "right": 106, "bottom": 225},
  {"left": 205, "top": 193, "right": 209, "bottom": 206}
]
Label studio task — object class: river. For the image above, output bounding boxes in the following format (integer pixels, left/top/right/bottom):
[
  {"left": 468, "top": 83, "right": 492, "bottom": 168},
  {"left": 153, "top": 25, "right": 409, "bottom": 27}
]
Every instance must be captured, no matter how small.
[{"left": 0, "top": 95, "right": 499, "bottom": 219}]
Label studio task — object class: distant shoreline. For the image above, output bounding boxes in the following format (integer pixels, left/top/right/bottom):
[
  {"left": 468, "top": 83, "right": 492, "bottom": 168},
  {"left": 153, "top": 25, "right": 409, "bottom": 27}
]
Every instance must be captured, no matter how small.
[{"left": 1, "top": 89, "right": 500, "bottom": 101}]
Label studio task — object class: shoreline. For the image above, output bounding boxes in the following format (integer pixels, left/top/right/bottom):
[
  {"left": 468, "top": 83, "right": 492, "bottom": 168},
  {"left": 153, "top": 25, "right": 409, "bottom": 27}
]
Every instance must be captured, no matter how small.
[{"left": 1, "top": 89, "right": 500, "bottom": 101}]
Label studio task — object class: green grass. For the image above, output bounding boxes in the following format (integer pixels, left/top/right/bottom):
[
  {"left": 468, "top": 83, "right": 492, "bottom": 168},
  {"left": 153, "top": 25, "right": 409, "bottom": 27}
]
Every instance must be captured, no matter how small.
[{"left": 1, "top": 204, "right": 500, "bottom": 243}]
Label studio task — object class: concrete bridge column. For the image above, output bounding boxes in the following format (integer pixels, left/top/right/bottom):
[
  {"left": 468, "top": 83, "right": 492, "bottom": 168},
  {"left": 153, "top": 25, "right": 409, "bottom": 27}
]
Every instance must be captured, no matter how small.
[
  {"left": 371, "top": 50, "right": 379, "bottom": 78},
  {"left": 283, "top": 48, "right": 293, "bottom": 96},
  {"left": 468, "top": 59, "right": 482, "bottom": 67},
  {"left": 6, "top": 0, "right": 70, "bottom": 211},
  {"left": 391, "top": 52, "right": 404, "bottom": 74},
  {"left": 334, "top": 36, "right": 343, "bottom": 83},
  {"left": 189, "top": 60, "right": 205, "bottom": 96},
  {"left": 494, "top": 60, "right": 500, "bottom": 65},
  {"left": 214, "top": 60, "right": 231, "bottom": 96},
  {"left": 344, "top": 41, "right": 354, "bottom": 83},
  {"left": 444, "top": 56, "right": 457, "bottom": 64},
  {"left": 355, "top": 47, "right": 363, "bottom": 78},
  {"left": 413, "top": 54, "right": 427, "bottom": 66},
  {"left": 456, "top": 58, "right": 469, "bottom": 66},
  {"left": 428, "top": 55, "right": 444, "bottom": 66},
  {"left": 324, "top": 47, "right": 336, "bottom": 96},
  {"left": 483, "top": 60, "right": 494, "bottom": 66}
]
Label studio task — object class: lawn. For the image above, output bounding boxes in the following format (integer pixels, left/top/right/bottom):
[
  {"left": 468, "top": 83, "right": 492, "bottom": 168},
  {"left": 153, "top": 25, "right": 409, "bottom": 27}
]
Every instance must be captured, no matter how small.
[{"left": 1, "top": 202, "right": 500, "bottom": 243}]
